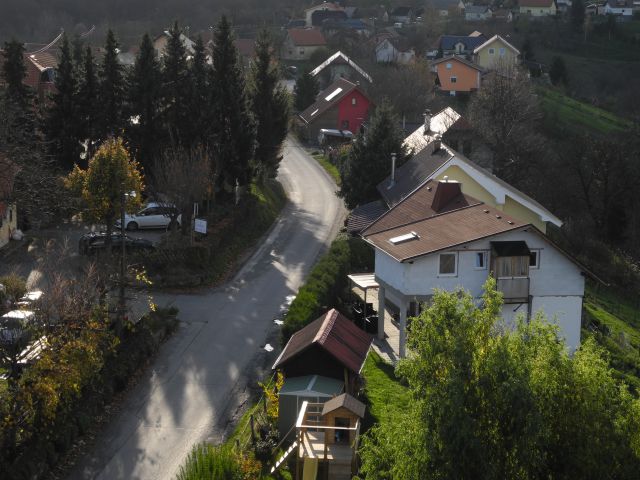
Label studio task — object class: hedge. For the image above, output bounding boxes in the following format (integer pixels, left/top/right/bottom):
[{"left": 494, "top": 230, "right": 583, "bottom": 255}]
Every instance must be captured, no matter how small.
[
  {"left": 281, "top": 235, "right": 374, "bottom": 345},
  {"left": 0, "top": 307, "right": 178, "bottom": 479}
]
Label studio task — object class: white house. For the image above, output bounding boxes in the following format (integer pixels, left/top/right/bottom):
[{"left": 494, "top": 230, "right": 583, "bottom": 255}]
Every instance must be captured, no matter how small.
[
  {"left": 375, "top": 38, "right": 416, "bottom": 64},
  {"left": 465, "top": 5, "right": 493, "bottom": 20},
  {"left": 601, "top": 0, "right": 634, "bottom": 16},
  {"left": 362, "top": 177, "right": 595, "bottom": 358},
  {"left": 305, "top": 1, "right": 345, "bottom": 26},
  {"left": 153, "top": 31, "right": 196, "bottom": 58}
]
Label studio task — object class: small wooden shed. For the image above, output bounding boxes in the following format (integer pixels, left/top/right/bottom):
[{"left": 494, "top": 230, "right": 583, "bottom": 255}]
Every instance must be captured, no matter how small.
[{"left": 320, "top": 393, "right": 366, "bottom": 446}]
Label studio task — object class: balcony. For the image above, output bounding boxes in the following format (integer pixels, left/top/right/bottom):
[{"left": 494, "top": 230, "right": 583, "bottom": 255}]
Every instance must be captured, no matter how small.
[{"left": 496, "top": 277, "right": 530, "bottom": 304}]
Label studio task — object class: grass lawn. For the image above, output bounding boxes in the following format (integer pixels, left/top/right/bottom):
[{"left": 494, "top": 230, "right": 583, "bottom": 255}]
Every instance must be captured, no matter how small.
[
  {"left": 538, "top": 87, "right": 634, "bottom": 134},
  {"left": 312, "top": 153, "right": 341, "bottom": 186},
  {"left": 361, "top": 351, "right": 411, "bottom": 430},
  {"left": 583, "top": 285, "right": 640, "bottom": 392}
]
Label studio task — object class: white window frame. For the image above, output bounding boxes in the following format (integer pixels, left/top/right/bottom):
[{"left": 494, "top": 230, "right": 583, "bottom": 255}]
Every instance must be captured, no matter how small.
[
  {"left": 529, "top": 250, "right": 540, "bottom": 269},
  {"left": 351, "top": 97, "right": 357, "bottom": 106},
  {"left": 474, "top": 251, "right": 488, "bottom": 270},
  {"left": 438, "top": 252, "right": 458, "bottom": 276},
  {"left": 489, "top": 48, "right": 495, "bottom": 55},
  {"left": 450, "top": 76, "right": 457, "bottom": 84}
]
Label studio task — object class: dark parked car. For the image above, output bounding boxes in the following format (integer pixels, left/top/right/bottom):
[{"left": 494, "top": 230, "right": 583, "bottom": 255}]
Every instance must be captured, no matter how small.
[{"left": 78, "top": 232, "right": 155, "bottom": 255}]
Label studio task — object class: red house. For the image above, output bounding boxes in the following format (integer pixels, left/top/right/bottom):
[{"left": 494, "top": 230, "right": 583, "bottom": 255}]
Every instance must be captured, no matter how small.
[{"left": 297, "top": 77, "right": 372, "bottom": 143}]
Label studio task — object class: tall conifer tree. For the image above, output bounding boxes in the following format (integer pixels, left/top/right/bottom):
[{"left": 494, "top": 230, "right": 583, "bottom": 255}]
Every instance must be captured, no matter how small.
[
  {"left": 127, "top": 33, "right": 162, "bottom": 174},
  {"left": 46, "top": 34, "right": 81, "bottom": 169},
  {"left": 187, "top": 35, "right": 210, "bottom": 147},
  {"left": 1, "top": 40, "right": 31, "bottom": 106},
  {"left": 210, "top": 16, "right": 255, "bottom": 192},
  {"left": 162, "top": 21, "right": 191, "bottom": 144},
  {"left": 77, "top": 46, "right": 99, "bottom": 165},
  {"left": 249, "top": 29, "right": 290, "bottom": 181},
  {"left": 98, "top": 30, "right": 125, "bottom": 139}
]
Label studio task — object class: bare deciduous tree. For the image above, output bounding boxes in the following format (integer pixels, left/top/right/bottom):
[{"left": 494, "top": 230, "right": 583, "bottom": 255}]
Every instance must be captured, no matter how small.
[{"left": 152, "top": 144, "right": 212, "bottom": 237}]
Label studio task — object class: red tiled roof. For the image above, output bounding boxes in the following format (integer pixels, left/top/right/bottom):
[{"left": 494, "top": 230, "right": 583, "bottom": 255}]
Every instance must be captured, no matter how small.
[
  {"left": 234, "top": 38, "right": 256, "bottom": 58},
  {"left": 25, "top": 51, "right": 58, "bottom": 71},
  {"left": 287, "top": 28, "right": 327, "bottom": 47},
  {"left": 273, "top": 309, "right": 373, "bottom": 374}
]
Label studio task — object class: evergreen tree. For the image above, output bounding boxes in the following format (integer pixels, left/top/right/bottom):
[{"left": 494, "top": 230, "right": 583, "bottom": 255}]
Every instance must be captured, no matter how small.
[
  {"left": 98, "top": 30, "right": 125, "bottom": 139},
  {"left": 127, "top": 33, "right": 162, "bottom": 174},
  {"left": 293, "top": 69, "right": 319, "bottom": 112},
  {"left": 72, "top": 34, "right": 85, "bottom": 75},
  {"left": 77, "top": 46, "right": 99, "bottom": 166},
  {"left": 249, "top": 29, "right": 290, "bottom": 181},
  {"left": 549, "top": 56, "right": 569, "bottom": 86},
  {"left": 1, "top": 40, "right": 31, "bottom": 106},
  {"left": 46, "top": 34, "right": 81, "bottom": 169},
  {"left": 210, "top": 16, "right": 255, "bottom": 192},
  {"left": 161, "top": 21, "right": 191, "bottom": 144},
  {"left": 186, "top": 35, "right": 210, "bottom": 147},
  {"left": 339, "top": 101, "right": 405, "bottom": 208},
  {"left": 571, "top": 0, "right": 586, "bottom": 31}
]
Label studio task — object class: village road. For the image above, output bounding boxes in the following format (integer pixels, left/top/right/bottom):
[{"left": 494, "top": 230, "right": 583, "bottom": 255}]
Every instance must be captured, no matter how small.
[{"left": 68, "top": 136, "right": 345, "bottom": 480}]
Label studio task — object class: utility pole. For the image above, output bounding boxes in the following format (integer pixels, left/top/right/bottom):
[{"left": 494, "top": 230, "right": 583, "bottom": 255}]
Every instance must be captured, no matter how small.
[{"left": 118, "top": 188, "right": 126, "bottom": 335}]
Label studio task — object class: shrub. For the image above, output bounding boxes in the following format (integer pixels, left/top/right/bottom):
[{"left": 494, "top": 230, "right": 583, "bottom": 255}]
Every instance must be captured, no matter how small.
[
  {"left": 0, "top": 273, "right": 27, "bottom": 305},
  {"left": 281, "top": 236, "right": 374, "bottom": 344},
  {"left": 176, "top": 444, "right": 243, "bottom": 480}
]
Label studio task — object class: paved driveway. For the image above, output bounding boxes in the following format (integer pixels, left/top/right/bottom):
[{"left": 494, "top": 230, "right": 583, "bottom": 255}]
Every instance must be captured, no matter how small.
[{"left": 68, "top": 137, "right": 345, "bottom": 479}]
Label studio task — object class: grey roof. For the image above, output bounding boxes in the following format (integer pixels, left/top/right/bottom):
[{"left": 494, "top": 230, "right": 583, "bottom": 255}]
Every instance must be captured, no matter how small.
[
  {"left": 310, "top": 51, "right": 373, "bottom": 83},
  {"left": 438, "top": 34, "right": 487, "bottom": 51},
  {"left": 346, "top": 200, "right": 389, "bottom": 233},
  {"left": 377, "top": 147, "right": 452, "bottom": 207},
  {"left": 465, "top": 5, "right": 491, "bottom": 13},
  {"left": 391, "top": 6, "right": 414, "bottom": 16}
]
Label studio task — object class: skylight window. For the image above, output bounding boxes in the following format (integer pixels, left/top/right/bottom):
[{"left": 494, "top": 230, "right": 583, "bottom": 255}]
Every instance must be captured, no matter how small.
[
  {"left": 310, "top": 108, "right": 319, "bottom": 116},
  {"left": 324, "top": 87, "right": 343, "bottom": 102},
  {"left": 389, "top": 231, "right": 419, "bottom": 245}
]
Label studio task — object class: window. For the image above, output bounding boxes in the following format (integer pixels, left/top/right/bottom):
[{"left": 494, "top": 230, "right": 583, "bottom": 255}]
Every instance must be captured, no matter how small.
[
  {"left": 446, "top": 62, "right": 452, "bottom": 69},
  {"left": 529, "top": 250, "right": 540, "bottom": 269},
  {"left": 474, "top": 251, "right": 488, "bottom": 269},
  {"left": 450, "top": 76, "right": 457, "bottom": 84},
  {"left": 351, "top": 97, "right": 357, "bottom": 106},
  {"left": 299, "top": 49, "right": 305, "bottom": 55},
  {"left": 439, "top": 252, "right": 457, "bottom": 276},
  {"left": 499, "top": 47, "right": 506, "bottom": 56},
  {"left": 495, "top": 256, "right": 529, "bottom": 277},
  {"left": 489, "top": 48, "right": 495, "bottom": 55}
]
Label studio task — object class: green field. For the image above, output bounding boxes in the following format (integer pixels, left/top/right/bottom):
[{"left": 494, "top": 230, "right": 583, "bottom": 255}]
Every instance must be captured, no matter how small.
[{"left": 538, "top": 87, "right": 634, "bottom": 134}]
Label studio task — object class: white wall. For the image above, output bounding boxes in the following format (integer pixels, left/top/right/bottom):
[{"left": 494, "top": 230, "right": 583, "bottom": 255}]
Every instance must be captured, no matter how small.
[{"left": 531, "top": 296, "right": 583, "bottom": 353}]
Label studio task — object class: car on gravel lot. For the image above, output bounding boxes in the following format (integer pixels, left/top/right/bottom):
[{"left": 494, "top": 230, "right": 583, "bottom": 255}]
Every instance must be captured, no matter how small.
[
  {"left": 78, "top": 232, "right": 155, "bottom": 255},
  {"left": 115, "top": 202, "right": 181, "bottom": 231}
]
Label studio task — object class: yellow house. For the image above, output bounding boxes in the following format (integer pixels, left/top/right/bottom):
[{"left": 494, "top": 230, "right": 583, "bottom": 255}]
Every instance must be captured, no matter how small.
[
  {"left": 473, "top": 35, "right": 520, "bottom": 70},
  {"left": 376, "top": 113, "right": 561, "bottom": 233},
  {"left": 519, "top": 0, "right": 557, "bottom": 16}
]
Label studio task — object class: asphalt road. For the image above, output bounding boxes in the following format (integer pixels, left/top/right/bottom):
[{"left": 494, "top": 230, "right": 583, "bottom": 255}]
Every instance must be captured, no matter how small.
[{"left": 68, "top": 137, "right": 345, "bottom": 480}]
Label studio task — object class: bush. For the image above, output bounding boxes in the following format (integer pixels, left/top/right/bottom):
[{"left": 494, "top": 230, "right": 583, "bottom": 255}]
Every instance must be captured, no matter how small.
[
  {"left": 281, "top": 236, "right": 374, "bottom": 344},
  {"left": 0, "top": 273, "right": 27, "bottom": 305},
  {"left": 176, "top": 444, "right": 243, "bottom": 480}
]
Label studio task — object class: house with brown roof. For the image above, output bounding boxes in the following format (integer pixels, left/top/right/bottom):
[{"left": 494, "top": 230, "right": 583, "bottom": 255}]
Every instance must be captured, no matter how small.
[
  {"left": 296, "top": 77, "right": 372, "bottom": 142},
  {"left": 519, "top": 0, "right": 557, "bottom": 16},
  {"left": 361, "top": 174, "right": 594, "bottom": 358},
  {"left": 432, "top": 55, "right": 484, "bottom": 95},
  {"left": 281, "top": 28, "right": 327, "bottom": 61},
  {"left": 375, "top": 37, "right": 416, "bottom": 64}
]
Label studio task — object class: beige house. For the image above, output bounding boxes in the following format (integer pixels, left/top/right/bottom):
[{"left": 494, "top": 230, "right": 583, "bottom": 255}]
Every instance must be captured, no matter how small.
[
  {"left": 519, "top": 0, "right": 557, "bottom": 16},
  {"left": 473, "top": 35, "right": 520, "bottom": 70},
  {"left": 281, "top": 28, "right": 327, "bottom": 61}
]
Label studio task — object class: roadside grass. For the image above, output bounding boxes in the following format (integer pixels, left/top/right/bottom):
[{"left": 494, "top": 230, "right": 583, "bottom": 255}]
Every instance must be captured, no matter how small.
[
  {"left": 583, "top": 285, "right": 640, "bottom": 393},
  {"left": 361, "top": 351, "right": 410, "bottom": 431},
  {"left": 312, "top": 153, "right": 341, "bottom": 186},
  {"left": 538, "top": 87, "right": 634, "bottom": 134}
]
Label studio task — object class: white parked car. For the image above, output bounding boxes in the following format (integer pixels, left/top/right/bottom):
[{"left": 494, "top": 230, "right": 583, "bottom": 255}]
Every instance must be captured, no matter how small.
[{"left": 115, "top": 203, "right": 181, "bottom": 231}]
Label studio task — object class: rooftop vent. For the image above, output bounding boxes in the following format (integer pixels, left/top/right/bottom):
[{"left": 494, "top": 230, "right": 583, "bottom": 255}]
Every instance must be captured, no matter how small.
[
  {"left": 389, "top": 231, "right": 419, "bottom": 245},
  {"left": 432, "top": 134, "right": 443, "bottom": 153}
]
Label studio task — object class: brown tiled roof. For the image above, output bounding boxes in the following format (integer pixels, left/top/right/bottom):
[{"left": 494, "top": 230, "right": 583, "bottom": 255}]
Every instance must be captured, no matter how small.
[
  {"left": 366, "top": 178, "right": 477, "bottom": 235},
  {"left": 26, "top": 51, "right": 58, "bottom": 71},
  {"left": 235, "top": 38, "right": 256, "bottom": 58},
  {"left": 364, "top": 200, "right": 525, "bottom": 262},
  {"left": 273, "top": 309, "right": 373, "bottom": 374},
  {"left": 346, "top": 200, "right": 388, "bottom": 234},
  {"left": 287, "top": 28, "right": 327, "bottom": 47},
  {"left": 432, "top": 55, "right": 484, "bottom": 72},
  {"left": 519, "top": 0, "right": 555, "bottom": 6},
  {"left": 322, "top": 393, "right": 366, "bottom": 418},
  {"left": 299, "top": 77, "right": 365, "bottom": 124}
]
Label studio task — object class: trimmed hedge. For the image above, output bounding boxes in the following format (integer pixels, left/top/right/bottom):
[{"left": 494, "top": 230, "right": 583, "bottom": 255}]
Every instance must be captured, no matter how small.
[{"left": 281, "top": 235, "right": 374, "bottom": 345}]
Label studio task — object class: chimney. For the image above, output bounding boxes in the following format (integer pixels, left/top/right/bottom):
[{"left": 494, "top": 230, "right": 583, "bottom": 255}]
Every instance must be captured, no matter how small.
[
  {"left": 431, "top": 177, "right": 462, "bottom": 212},
  {"left": 423, "top": 109, "right": 432, "bottom": 134},
  {"left": 432, "top": 134, "right": 442, "bottom": 153},
  {"left": 387, "top": 152, "right": 397, "bottom": 189}
]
